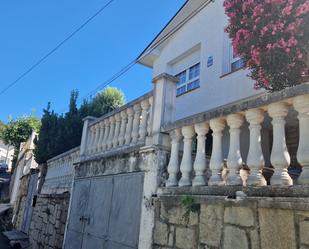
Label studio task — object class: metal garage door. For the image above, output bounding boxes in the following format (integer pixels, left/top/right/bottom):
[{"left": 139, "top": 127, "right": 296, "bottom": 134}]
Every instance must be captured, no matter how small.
[{"left": 64, "top": 172, "right": 144, "bottom": 249}]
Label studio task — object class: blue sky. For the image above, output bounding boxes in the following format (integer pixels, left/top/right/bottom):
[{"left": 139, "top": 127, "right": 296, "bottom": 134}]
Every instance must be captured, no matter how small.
[{"left": 0, "top": 0, "right": 186, "bottom": 122}]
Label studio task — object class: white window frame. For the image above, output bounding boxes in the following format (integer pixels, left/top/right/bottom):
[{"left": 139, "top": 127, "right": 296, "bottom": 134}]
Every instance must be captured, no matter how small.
[
  {"left": 229, "top": 43, "right": 244, "bottom": 72},
  {"left": 175, "top": 63, "right": 200, "bottom": 97}
]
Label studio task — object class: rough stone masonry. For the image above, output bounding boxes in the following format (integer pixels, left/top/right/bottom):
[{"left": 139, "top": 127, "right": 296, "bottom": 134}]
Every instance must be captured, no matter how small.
[{"left": 153, "top": 195, "right": 309, "bottom": 249}]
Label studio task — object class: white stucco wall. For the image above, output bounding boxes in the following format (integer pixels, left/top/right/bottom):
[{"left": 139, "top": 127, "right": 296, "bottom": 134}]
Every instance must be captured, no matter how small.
[{"left": 152, "top": 0, "right": 263, "bottom": 120}]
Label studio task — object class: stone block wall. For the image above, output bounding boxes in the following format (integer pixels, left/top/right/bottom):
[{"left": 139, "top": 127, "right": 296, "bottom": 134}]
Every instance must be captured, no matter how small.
[
  {"left": 13, "top": 174, "right": 30, "bottom": 229},
  {"left": 153, "top": 195, "right": 309, "bottom": 249},
  {"left": 29, "top": 193, "right": 70, "bottom": 249}
]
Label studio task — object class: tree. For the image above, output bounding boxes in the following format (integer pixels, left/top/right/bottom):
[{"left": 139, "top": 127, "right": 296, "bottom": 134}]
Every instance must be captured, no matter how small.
[
  {"left": 34, "top": 87, "right": 125, "bottom": 164},
  {"left": 224, "top": 0, "right": 309, "bottom": 91},
  {"left": 0, "top": 115, "right": 41, "bottom": 169}
]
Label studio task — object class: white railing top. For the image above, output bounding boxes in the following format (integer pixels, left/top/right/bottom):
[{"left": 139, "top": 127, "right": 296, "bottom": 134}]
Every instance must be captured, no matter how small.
[
  {"left": 42, "top": 146, "right": 80, "bottom": 194},
  {"left": 88, "top": 90, "right": 153, "bottom": 127},
  {"left": 47, "top": 146, "right": 80, "bottom": 164}
]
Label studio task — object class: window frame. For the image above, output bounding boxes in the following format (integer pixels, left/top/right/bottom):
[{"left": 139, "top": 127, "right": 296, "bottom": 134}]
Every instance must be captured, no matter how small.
[
  {"left": 175, "top": 63, "right": 200, "bottom": 97},
  {"left": 229, "top": 43, "right": 244, "bottom": 73}
]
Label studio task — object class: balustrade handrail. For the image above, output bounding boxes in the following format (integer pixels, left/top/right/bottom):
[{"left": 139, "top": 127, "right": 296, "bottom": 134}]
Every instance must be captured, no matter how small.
[
  {"left": 89, "top": 90, "right": 153, "bottom": 127},
  {"left": 164, "top": 82, "right": 309, "bottom": 188},
  {"left": 47, "top": 146, "right": 80, "bottom": 164},
  {"left": 162, "top": 83, "right": 309, "bottom": 132}
]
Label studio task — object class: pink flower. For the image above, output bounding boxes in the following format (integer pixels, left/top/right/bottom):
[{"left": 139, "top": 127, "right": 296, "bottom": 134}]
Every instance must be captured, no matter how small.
[
  {"left": 296, "top": 2, "right": 309, "bottom": 16},
  {"left": 282, "top": 5, "right": 293, "bottom": 15}
]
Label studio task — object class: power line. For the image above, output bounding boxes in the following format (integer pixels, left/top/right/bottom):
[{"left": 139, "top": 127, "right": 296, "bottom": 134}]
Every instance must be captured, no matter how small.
[
  {"left": 0, "top": 0, "right": 115, "bottom": 96},
  {"left": 74, "top": 0, "right": 213, "bottom": 106}
]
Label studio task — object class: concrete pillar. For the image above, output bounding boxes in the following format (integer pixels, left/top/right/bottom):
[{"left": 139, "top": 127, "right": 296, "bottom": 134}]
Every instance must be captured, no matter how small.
[
  {"left": 118, "top": 110, "right": 128, "bottom": 146},
  {"left": 246, "top": 108, "right": 267, "bottom": 186},
  {"left": 125, "top": 107, "right": 134, "bottom": 145},
  {"left": 132, "top": 103, "right": 142, "bottom": 144},
  {"left": 113, "top": 113, "right": 121, "bottom": 148},
  {"left": 80, "top": 116, "right": 96, "bottom": 157},
  {"left": 209, "top": 118, "right": 225, "bottom": 186},
  {"left": 226, "top": 113, "right": 244, "bottom": 186},
  {"left": 151, "top": 73, "right": 178, "bottom": 146},
  {"left": 107, "top": 116, "right": 116, "bottom": 149},
  {"left": 294, "top": 94, "right": 309, "bottom": 184},
  {"left": 192, "top": 122, "right": 209, "bottom": 186},
  {"left": 268, "top": 102, "right": 292, "bottom": 186},
  {"left": 179, "top": 125, "right": 195, "bottom": 187},
  {"left": 166, "top": 128, "right": 182, "bottom": 187},
  {"left": 102, "top": 119, "right": 110, "bottom": 150},
  {"left": 139, "top": 98, "right": 150, "bottom": 142}
]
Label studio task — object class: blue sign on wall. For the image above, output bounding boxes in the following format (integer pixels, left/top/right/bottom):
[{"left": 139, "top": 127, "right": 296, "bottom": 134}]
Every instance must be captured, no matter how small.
[{"left": 207, "top": 56, "right": 213, "bottom": 67}]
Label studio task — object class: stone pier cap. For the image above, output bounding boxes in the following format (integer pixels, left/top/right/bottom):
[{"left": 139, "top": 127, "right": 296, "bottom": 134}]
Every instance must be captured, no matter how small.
[{"left": 162, "top": 83, "right": 309, "bottom": 132}]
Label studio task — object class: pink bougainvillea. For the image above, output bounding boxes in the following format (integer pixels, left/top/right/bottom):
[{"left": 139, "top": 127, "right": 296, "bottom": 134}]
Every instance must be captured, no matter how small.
[{"left": 224, "top": 0, "right": 309, "bottom": 91}]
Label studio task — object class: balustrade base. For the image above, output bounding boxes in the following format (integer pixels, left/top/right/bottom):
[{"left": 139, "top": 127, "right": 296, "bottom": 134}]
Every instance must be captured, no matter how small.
[{"left": 159, "top": 185, "right": 309, "bottom": 198}]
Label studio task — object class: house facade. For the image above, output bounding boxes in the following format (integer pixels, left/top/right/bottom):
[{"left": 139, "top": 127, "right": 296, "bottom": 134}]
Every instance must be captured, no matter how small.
[{"left": 12, "top": 1, "right": 309, "bottom": 249}]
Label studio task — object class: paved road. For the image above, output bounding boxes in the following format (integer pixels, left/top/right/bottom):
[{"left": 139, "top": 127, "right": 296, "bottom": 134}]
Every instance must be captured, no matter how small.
[{"left": 0, "top": 233, "right": 12, "bottom": 249}]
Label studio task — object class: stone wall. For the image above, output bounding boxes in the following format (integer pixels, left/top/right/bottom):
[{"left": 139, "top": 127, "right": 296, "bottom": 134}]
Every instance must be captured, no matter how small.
[
  {"left": 29, "top": 193, "right": 70, "bottom": 249},
  {"left": 153, "top": 195, "right": 309, "bottom": 249},
  {"left": 13, "top": 174, "right": 30, "bottom": 229}
]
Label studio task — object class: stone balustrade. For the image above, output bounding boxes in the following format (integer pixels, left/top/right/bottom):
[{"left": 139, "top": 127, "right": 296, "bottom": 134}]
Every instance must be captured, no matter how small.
[
  {"left": 41, "top": 147, "right": 80, "bottom": 194},
  {"left": 81, "top": 91, "right": 153, "bottom": 158},
  {"left": 164, "top": 83, "right": 309, "bottom": 187}
]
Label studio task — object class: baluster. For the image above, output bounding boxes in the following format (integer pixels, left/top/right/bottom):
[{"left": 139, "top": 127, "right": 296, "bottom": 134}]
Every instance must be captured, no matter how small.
[
  {"left": 268, "top": 102, "right": 292, "bottom": 186},
  {"left": 208, "top": 118, "right": 225, "bottom": 186},
  {"left": 102, "top": 119, "right": 110, "bottom": 151},
  {"left": 192, "top": 122, "right": 209, "bottom": 186},
  {"left": 107, "top": 116, "right": 116, "bottom": 149},
  {"left": 139, "top": 99, "right": 150, "bottom": 142},
  {"left": 132, "top": 103, "right": 142, "bottom": 144},
  {"left": 87, "top": 126, "right": 94, "bottom": 154},
  {"left": 294, "top": 94, "right": 309, "bottom": 184},
  {"left": 179, "top": 125, "right": 195, "bottom": 187},
  {"left": 246, "top": 108, "right": 267, "bottom": 186},
  {"left": 113, "top": 113, "right": 121, "bottom": 148},
  {"left": 91, "top": 124, "right": 99, "bottom": 153},
  {"left": 125, "top": 107, "right": 134, "bottom": 145},
  {"left": 166, "top": 129, "right": 182, "bottom": 187},
  {"left": 118, "top": 111, "right": 128, "bottom": 146},
  {"left": 95, "top": 123, "right": 102, "bottom": 153},
  {"left": 97, "top": 122, "right": 105, "bottom": 153},
  {"left": 147, "top": 96, "right": 153, "bottom": 137},
  {"left": 226, "top": 114, "right": 244, "bottom": 186}
]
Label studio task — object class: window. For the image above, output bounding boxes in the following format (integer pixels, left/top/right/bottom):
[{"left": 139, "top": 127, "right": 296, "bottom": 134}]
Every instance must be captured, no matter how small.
[
  {"left": 175, "top": 63, "right": 200, "bottom": 96},
  {"left": 230, "top": 44, "right": 244, "bottom": 72}
]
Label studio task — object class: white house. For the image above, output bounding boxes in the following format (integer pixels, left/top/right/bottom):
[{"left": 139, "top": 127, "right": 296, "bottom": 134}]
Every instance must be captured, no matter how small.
[
  {"left": 0, "top": 139, "right": 14, "bottom": 171},
  {"left": 137, "top": 0, "right": 276, "bottom": 169}
]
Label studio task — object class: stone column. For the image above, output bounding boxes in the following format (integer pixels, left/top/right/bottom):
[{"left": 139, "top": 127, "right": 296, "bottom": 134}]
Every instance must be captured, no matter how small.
[
  {"left": 93, "top": 123, "right": 101, "bottom": 153},
  {"left": 97, "top": 121, "right": 105, "bottom": 153},
  {"left": 226, "top": 113, "right": 244, "bottom": 186},
  {"left": 246, "top": 108, "right": 267, "bottom": 186},
  {"left": 179, "top": 125, "right": 195, "bottom": 187},
  {"left": 268, "top": 102, "right": 292, "bottom": 186},
  {"left": 192, "top": 122, "right": 209, "bottom": 186},
  {"left": 80, "top": 116, "right": 96, "bottom": 157},
  {"left": 151, "top": 73, "right": 178, "bottom": 146},
  {"left": 132, "top": 103, "right": 142, "bottom": 144},
  {"left": 294, "top": 94, "right": 309, "bottom": 185},
  {"left": 125, "top": 107, "right": 134, "bottom": 145},
  {"left": 107, "top": 116, "right": 116, "bottom": 149},
  {"left": 118, "top": 111, "right": 128, "bottom": 146},
  {"left": 166, "top": 129, "right": 182, "bottom": 187},
  {"left": 139, "top": 98, "right": 150, "bottom": 142},
  {"left": 113, "top": 113, "right": 121, "bottom": 148},
  {"left": 101, "top": 119, "right": 110, "bottom": 150},
  {"left": 90, "top": 124, "right": 96, "bottom": 153},
  {"left": 209, "top": 118, "right": 225, "bottom": 186}
]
